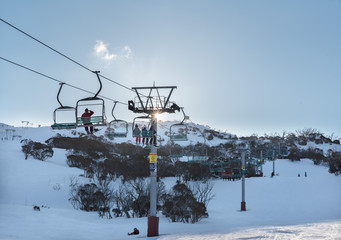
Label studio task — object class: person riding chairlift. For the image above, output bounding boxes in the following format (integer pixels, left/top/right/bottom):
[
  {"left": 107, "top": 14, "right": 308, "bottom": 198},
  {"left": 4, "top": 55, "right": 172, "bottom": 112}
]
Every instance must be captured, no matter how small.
[
  {"left": 81, "top": 108, "right": 94, "bottom": 134},
  {"left": 149, "top": 125, "right": 157, "bottom": 146},
  {"left": 133, "top": 124, "right": 141, "bottom": 144},
  {"left": 141, "top": 125, "right": 148, "bottom": 145}
]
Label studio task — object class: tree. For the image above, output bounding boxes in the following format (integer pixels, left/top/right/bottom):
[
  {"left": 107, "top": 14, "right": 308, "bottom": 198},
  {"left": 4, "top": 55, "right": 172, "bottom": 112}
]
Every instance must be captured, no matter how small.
[
  {"left": 161, "top": 181, "right": 208, "bottom": 223},
  {"left": 190, "top": 181, "right": 215, "bottom": 208},
  {"left": 126, "top": 178, "right": 150, "bottom": 218}
]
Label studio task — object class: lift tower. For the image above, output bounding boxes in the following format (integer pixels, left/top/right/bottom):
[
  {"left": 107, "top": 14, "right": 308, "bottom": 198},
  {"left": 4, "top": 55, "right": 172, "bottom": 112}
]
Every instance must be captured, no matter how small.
[{"left": 128, "top": 85, "right": 180, "bottom": 237}]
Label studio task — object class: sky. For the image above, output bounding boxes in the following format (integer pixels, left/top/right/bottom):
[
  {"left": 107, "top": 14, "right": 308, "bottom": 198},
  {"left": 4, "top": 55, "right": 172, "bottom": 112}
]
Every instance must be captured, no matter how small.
[{"left": 0, "top": 0, "right": 340, "bottom": 137}]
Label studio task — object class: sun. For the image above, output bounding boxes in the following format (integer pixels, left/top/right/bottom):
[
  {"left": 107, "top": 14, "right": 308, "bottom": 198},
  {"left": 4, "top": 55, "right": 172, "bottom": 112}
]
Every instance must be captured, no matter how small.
[{"left": 154, "top": 113, "right": 163, "bottom": 120}]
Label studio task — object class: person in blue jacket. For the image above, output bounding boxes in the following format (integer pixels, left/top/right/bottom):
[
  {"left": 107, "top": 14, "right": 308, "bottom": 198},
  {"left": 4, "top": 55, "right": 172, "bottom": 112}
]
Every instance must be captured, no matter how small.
[{"left": 141, "top": 125, "right": 148, "bottom": 145}]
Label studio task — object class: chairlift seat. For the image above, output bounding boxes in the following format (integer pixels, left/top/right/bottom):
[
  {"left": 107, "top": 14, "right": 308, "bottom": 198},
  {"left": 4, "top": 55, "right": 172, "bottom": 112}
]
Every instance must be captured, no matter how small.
[
  {"left": 76, "top": 96, "right": 106, "bottom": 127},
  {"left": 170, "top": 154, "right": 183, "bottom": 158},
  {"left": 192, "top": 155, "right": 209, "bottom": 161},
  {"left": 51, "top": 122, "right": 77, "bottom": 130},
  {"left": 77, "top": 116, "right": 106, "bottom": 127},
  {"left": 170, "top": 134, "right": 188, "bottom": 141},
  {"left": 140, "top": 131, "right": 147, "bottom": 138},
  {"left": 147, "top": 130, "right": 154, "bottom": 137},
  {"left": 52, "top": 106, "right": 77, "bottom": 130},
  {"left": 107, "top": 132, "right": 127, "bottom": 138},
  {"left": 132, "top": 115, "right": 151, "bottom": 138},
  {"left": 107, "top": 119, "right": 128, "bottom": 138},
  {"left": 170, "top": 120, "right": 188, "bottom": 142}
]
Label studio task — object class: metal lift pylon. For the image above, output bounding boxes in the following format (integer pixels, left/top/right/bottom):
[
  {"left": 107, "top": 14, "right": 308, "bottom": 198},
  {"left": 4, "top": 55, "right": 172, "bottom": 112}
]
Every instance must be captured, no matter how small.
[{"left": 128, "top": 85, "right": 180, "bottom": 237}]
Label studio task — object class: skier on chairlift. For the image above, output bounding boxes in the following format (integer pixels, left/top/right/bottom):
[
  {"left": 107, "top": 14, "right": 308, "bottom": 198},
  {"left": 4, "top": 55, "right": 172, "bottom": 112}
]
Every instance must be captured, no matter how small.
[
  {"left": 141, "top": 125, "right": 148, "bottom": 145},
  {"left": 149, "top": 125, "right": 157, "bottom": 146},
  {"left": 81, "top": 108, "right": 94, "bottom": 134},
  {"left": 133, "top": 124, "right": 141, "bottom": 144}
]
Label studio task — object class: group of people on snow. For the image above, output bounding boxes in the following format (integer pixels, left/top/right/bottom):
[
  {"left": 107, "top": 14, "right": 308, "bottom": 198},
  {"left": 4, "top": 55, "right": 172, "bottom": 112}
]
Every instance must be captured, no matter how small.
[{"left": 133, "top": 124, "right": 157, "bottom": 146}]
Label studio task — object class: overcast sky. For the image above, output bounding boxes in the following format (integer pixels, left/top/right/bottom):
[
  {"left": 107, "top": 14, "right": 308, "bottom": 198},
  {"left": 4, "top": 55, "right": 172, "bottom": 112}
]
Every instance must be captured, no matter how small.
[{"left": 1, "top": 0, "right": 340, "bottom": 137}]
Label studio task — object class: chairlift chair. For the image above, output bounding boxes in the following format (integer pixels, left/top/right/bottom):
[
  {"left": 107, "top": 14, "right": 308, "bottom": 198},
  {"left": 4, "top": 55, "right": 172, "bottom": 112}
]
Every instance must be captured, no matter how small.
[
  {"left": 51, "top": 83, "right": 77, "bottom": 130},
  {"left": 132, "top": 115, "right": 151, "bottom": 138},
  {"left": 76, "top": 97, "right": 106, "bottom": 127},
  {"left": 76, "top": 71, "right": 107, "bottom": 127},
  {"left": 170, "top": 108, "right": 189, "bottom": 141},
  {"left": 190, "top": 144, "right": 209, "bottom": 162},
  {"left": 169, "top": 143, "right": 184, "bottom": 159},
  {"left": 106, "top": 102, "right": 128, "bottom": 138}
]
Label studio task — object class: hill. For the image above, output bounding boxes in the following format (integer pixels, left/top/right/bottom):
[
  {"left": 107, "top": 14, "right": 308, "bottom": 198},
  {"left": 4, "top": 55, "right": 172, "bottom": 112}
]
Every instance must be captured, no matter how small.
[{"left": 0, "top": 123, "right": 340, "bottom": 239}]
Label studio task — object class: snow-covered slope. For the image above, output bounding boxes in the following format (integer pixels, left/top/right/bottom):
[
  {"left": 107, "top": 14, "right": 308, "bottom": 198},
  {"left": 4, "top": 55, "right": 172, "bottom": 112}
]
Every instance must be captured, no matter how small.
[
  {"left": 0, "top": 124, "right": 340, "bottom": 239},
  {"left": 0, "top": 120, "right": 235, "bottom": 146}
]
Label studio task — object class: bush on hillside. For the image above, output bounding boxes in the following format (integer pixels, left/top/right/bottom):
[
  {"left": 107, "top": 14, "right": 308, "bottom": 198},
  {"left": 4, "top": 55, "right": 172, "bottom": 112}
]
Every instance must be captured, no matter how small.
[
  {"left": 21, "top": 139, "right": 54, "bottom": 161},
  {"left": 157, "top": 157, "right": 176, "bottom": 178},
  {"left": 287, "top": 146, "right": 301, "bottom": 161},
  {"left": 69, "top": 178, "right": 114, "bottom": 218},
  {"left": 46, "top": 136, "right": 113, "bottom": 159},
  {"left": 69, "top": 182, "right": 102, "bottom": 212},
  {"left": 21, "top": 139, "right": 33, "bottom": 160},
  {"left": 303, "top": 147, "right": 325, "bottom": 165},
  {"left": 161, "top": 181, "right": 208, "bottom": 223},
  {"left": 326, "top": 151, "right": 341, "bottom": 176}
]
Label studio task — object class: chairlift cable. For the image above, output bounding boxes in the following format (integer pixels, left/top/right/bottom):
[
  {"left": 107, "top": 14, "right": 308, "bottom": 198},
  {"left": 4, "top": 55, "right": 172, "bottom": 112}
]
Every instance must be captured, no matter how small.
[
  {"left": 0, "top": 56, "right": 127, "bottom": 106},
  {"left": 0, "top": 17, "right": 134, "bottom": 93}
]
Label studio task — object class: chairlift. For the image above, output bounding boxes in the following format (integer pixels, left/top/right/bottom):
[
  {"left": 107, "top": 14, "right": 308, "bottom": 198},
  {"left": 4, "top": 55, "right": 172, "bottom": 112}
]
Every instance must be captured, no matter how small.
[
  {"left": 132, "top": 115, "right": 151, "bottom": 138},
  {"left": 188, "top": 142, "right": 209, "bottom": 162},
  {"left": 51, "top": 83, "right": 77, "bottom": 130},
  {"left": 76, "top": 71, "right": 106, "bottom": 127},
  {"left": 106, "top": 102, "right": 128, "bottom": 138},
  {"left": 169, "top": 108, "right": 189, "bottom": 141},
  {"left": 169, "top": 142, "right": 184, "bottom": 159}
]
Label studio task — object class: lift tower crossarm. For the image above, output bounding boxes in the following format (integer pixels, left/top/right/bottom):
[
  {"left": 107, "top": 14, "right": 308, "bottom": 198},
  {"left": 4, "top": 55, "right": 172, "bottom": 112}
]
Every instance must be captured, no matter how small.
[{"left": 130, "top": 86, "right": 177, "bottom": 114}]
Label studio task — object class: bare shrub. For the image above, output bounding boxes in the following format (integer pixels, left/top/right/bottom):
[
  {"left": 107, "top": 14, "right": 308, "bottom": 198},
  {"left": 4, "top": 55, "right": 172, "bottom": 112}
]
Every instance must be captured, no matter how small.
[
  {"left": 161, "top": 181, "right": 208, "bottom": 223},
  {"left": 190, "top": 181, "right": 215, "bottom": 208},
  {"left": 21, "top": 139, "right": 53, "bottom": 161}
]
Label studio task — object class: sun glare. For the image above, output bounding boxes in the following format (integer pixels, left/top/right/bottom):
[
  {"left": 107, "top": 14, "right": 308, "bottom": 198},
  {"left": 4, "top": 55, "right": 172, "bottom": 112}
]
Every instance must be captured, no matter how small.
[{"left": 154, "top": 113, "right": 162, "bottom": 120}]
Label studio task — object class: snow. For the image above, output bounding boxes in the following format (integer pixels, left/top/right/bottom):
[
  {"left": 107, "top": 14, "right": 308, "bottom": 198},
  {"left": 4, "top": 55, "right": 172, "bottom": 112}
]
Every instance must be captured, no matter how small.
[{"left": 0, "top": 125, "right": 341, "bottom": 240}]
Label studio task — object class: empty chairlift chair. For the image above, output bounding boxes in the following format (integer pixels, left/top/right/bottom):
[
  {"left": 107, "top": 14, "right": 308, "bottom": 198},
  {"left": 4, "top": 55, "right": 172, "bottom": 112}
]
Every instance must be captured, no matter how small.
[
  {"left": 169, "top": 108, "right": 189, "bottom": 141},
  {"left": 51, "top": 83, "right": 77, "bottom": 130},
  {"left": 106, "top": 101, "right": 128, "bottom": 138}
]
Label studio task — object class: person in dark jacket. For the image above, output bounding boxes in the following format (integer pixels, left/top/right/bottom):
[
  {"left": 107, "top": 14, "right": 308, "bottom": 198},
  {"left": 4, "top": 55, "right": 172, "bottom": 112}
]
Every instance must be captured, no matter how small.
[
  {"left": 141, "top": 125, "right": 148, "bottom": 145},
  {"left": 149, "top": 125, "right": 157, "bottom": 146},
  {"left": 81, "top": 108, "right": 94, "bottom": 134}
]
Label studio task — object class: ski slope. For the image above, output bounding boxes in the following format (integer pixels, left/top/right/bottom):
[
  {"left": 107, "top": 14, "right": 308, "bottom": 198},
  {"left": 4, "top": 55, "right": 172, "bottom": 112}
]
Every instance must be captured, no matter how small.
[{"left": 0, "top": 126, "right": 340, "bottom": 240}]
